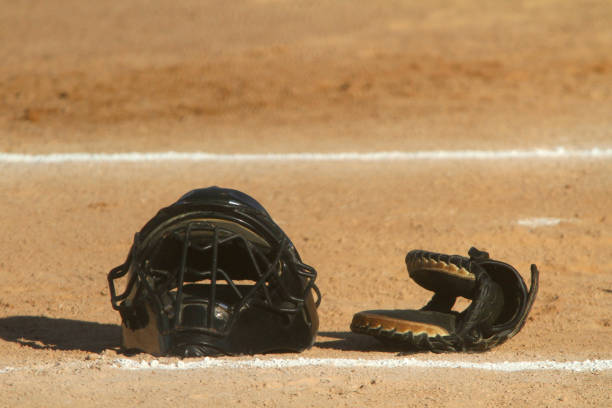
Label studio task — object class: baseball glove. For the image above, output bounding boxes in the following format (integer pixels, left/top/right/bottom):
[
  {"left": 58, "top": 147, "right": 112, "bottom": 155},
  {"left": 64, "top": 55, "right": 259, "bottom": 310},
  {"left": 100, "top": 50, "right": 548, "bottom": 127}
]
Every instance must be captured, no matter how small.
[
  {"left": 108, "top": 186, "right": 320, "bottom": 357},
  {"left": 351, "top": 247, "right": 538, "bottom": 352}
]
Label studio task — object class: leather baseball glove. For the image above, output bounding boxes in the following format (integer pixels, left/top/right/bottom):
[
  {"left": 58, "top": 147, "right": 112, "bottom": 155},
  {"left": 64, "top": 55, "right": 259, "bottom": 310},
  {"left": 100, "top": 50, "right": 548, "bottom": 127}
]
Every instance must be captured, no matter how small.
[{"left": 351, "top": 247, "right": 538, "bottom": 352}]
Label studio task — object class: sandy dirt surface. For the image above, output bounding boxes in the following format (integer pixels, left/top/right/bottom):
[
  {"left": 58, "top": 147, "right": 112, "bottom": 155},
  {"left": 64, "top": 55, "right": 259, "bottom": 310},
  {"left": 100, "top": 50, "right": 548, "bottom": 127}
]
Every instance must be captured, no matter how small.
[{"left": 1, "top": 1, "right": 612, "bottom": 406}]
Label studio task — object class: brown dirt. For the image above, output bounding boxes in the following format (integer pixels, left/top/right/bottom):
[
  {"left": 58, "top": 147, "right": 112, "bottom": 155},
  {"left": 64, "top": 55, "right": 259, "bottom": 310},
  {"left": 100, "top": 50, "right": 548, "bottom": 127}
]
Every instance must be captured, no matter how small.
[{"left": 1, "top": 1, "right": 611, "bottom": 406}]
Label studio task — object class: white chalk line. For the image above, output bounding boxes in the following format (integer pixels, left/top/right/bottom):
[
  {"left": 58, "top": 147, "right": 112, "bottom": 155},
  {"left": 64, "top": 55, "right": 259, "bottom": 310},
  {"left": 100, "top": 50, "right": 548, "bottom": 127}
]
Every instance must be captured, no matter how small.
[
  {"left": 1, "top": 147, "right": 612, "bottom": 164},
  {"left": 2, "top": 358, "right": 612, "bottom": 374},
  {"left": 115, "top": 357, "right": 612, "bottom": 372},
  {"left": 517, "top": 217, "right": 563, "bottom": 227}
]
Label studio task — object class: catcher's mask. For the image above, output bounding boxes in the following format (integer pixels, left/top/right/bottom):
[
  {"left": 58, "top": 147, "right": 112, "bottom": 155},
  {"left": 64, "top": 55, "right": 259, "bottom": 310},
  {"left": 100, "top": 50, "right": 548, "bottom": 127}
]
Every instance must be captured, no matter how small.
[{"left": 108, "top": 187, "right": 320, "bottom": 357}]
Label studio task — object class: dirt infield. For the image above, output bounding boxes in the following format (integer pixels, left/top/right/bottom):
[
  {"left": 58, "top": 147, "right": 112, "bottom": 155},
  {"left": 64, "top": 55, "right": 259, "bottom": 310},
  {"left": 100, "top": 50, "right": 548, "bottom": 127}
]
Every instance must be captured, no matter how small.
[{"left": 1, "top": 1, "right": 611, "bottom": 407}]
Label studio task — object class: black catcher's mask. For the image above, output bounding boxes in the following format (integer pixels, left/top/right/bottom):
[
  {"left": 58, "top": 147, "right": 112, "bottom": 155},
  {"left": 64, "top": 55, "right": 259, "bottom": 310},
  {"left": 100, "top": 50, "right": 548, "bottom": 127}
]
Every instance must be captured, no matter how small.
[{"left": 108, "top": 187, "right": 320, "bottom": 357}]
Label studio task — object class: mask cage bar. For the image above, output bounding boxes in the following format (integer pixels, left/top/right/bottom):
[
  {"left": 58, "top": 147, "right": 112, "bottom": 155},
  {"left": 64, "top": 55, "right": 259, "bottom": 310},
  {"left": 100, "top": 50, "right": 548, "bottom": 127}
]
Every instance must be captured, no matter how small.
[
  {"left": 296, "top": 262, "right": 321, "bottom": 308},
  {"left": 173, "top": 222, "right": 192, "bottom": 330},
  {"left": 174, "top": 224, "right": 272, "bottom": 304},
  {"left": 108, "top": 263, "right": 130, "bottom": 311},
  {"left": 108, "top": 219, "right": 320, "bottom": 333},
  {"left": 162, "top": 220, "right": 318, "bottom": 333},
  {"left": 108, "top": 234, "right": 138, "bottom": 311}
]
